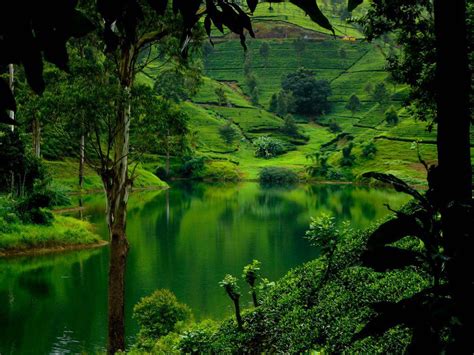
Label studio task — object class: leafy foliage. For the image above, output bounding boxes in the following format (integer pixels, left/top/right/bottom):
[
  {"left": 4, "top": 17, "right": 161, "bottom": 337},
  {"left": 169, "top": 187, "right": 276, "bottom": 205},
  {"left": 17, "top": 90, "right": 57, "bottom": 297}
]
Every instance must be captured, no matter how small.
[
  {"left": 356, "top": 169, "right": 473, "bottom": 352},
  {"left": 258, "top": 167, "right": 299, "bottom": 186},
  {"left": 281, "top": 68, "right": 331, "bottom": 115},
  {"left": 346, "top": 93, "right": 361, "bottom": 116},
  {"left": 218, "top": 122, "right": 238, "bottom": 146},
  {"left": 341, "top": 142, "right": 356, "bottom": 167},
  {"left": 385, "top": 106, "right": 399, "bottom": 125},
  {"left": 253, "top": 136, "right": 285, "bottom": 159},
  {"left": 0, "top": 128, "right": 46, "bottom": 195},
  {"left": 361, "top": 141, "right": 377, "bottom": 158},
  {"left": 133, "top": 289, "right": 192, "bottom": 350}
]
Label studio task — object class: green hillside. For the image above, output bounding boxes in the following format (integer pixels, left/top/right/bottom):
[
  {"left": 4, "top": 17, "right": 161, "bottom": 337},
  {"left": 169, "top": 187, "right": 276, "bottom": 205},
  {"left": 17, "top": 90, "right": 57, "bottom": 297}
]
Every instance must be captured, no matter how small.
[{"left": 127, "top": 3, "right": 452, "bottom": 186}]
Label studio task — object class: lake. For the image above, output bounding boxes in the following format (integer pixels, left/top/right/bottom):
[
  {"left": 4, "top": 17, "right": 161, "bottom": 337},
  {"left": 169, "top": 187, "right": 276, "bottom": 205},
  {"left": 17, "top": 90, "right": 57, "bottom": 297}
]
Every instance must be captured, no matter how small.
[{"left": 0, "top": 182, "right": 410, "bottom": 354}]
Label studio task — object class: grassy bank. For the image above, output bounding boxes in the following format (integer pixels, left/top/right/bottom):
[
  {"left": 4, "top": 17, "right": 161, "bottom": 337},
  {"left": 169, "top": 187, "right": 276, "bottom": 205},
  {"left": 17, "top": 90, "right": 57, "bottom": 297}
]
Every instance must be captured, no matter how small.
[
  {"left": 0, "top": 215, "right": 105, "bottom": 257},
  {"left": 45, "top": 158, "right": 168, "bottom": 193}
]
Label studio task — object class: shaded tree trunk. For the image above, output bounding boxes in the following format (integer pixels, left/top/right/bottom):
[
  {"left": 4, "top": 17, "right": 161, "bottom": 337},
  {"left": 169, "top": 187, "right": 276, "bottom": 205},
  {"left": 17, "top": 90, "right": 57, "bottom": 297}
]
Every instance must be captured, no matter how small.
[
  {"left": 434, "top": 0, "right": 472, "bottom": 351},
  {"left": 79, "top": 133, "right": 85, "bottom": 189},
  {"left": 105, "top": 46, "right": 134, "bottom": 355},
  {"left": 8, "top": 64, "right": 14, "bottom": 131},
  {"left": 166, "top": 131, "right": 171, "bottom": 178},
  {"left": 32, "top": 115, "right": 41, "bottom": 158},
  {"left": 233, "top": 297, "right": 243, "bottom": 330}
]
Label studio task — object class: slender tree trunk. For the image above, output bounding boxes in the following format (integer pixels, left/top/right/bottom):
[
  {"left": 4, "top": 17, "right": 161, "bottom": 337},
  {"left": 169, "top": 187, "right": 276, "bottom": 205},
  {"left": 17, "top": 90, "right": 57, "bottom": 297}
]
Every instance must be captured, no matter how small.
[
  {"left": 166, "top": 132, "right": 170, "bottom": 178},
  {"left": 8, "top": 64, "right": 14, "bottom": 132},
  {"left": 434, "top": 0, "right": 472, "bottom": 351},
  {"left": 32, "top": 115, "right": 41, "bottom": 158},
  {"left": 251, "top": 290, "right": 258, "bottom": 308},
  {"left": 105, "top": 46, "right": 134, "bottom": 355},
  {"left": 233, "top": 298, "right": 243, "bottom": 330},
  {"left": 79, "top": 133, "right": 85, "bottom": 189}
]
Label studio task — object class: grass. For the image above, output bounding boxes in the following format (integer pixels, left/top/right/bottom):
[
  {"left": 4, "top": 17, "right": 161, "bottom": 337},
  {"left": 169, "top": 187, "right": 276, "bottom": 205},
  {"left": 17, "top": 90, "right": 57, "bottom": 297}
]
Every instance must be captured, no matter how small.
[
  {"left": 45, "top": 158, "right": 168, "bottom": 193},
  {"left": 252, "top": 2, "right": 364, "bottom": 38},
  {"left": 0, "top": 216, "right": 103, "bottom": 256}
]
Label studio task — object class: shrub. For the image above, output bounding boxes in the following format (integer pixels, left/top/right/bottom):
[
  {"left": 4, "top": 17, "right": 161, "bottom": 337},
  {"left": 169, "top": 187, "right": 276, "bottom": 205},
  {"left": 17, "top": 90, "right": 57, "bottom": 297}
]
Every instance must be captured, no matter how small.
[
  {"left": 133, "top": 289, "right": 192, "bottom": 349},
  {"left": 385, "top": 105, "right": 399, "bottom": 125},
  {"left": 14, "top": 180, "right": 68, "bottom": 225},
  {"left": 178, "top": 320, "right": 218, "bottom": 354},
  {"left": 362, "top": 141, "right": 377, "bottom": 158},
  {"left": 254, "top": 136, "right": 284, "bottom": 159},
  {"left": 202, "top": 161, "right": 241, "bottom": 181},
  {"left": 281, "top": 114, "right": 299, "bottom": 136},
  {"left": 178, "top": 156, "right": 206, "bottom": 178},
  {"left": 259, "top": 167, "right": 299, "bottom": 186},
  {"left": 218, "top": 123, "right": 238, "bottom": 146},
  {"left": 341, "top": 142, "right": 356, "bottom": 167},
  {"left": 328, "top": 120, "right": 342, "bottom": 133},
  {"left": 155, "top": 166, "right": 169, "bottom": 180}
]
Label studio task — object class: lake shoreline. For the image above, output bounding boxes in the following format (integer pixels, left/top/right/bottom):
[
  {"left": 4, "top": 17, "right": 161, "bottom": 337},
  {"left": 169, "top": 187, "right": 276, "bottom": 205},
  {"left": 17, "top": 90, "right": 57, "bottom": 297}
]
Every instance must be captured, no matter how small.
[{"left": 0, "top": 239, "right": 109, "bottom": 259}]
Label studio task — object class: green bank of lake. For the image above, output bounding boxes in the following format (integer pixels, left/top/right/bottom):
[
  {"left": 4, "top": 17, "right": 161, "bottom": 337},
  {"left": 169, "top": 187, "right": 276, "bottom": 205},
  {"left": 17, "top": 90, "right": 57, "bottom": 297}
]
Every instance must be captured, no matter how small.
[{"left": 0, "top": 182, "right": 410, "bottom": 354}]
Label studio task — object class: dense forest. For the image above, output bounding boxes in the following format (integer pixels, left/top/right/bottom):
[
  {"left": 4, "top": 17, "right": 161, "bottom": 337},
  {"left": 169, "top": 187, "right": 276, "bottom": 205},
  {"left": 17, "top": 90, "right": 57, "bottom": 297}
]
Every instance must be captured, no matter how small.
[{"left": 0, "top": 0, "right": 472, "bottom": 354}]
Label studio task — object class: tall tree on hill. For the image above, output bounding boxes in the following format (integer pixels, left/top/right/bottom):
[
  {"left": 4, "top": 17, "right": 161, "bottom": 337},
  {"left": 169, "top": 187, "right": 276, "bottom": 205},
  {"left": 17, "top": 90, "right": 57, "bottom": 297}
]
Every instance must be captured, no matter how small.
[
  {"left": 371, "top": 82, "right": 389, "bottom": 107},
  {"left": 345, "top": 93, "right": 360, "bottom": 117},
  {"left": 282, "top": 68, "right": 331, "bottom": 115},
  {"left": 259, "top": 42, "right": 271, "bottom": 68}
]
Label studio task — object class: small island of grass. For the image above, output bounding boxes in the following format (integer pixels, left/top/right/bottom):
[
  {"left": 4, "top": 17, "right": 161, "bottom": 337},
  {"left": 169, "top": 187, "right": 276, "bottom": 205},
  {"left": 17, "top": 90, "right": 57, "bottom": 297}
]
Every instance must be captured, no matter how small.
[{"left": 0, "top": 215, "right": 106, "bottom": 257}]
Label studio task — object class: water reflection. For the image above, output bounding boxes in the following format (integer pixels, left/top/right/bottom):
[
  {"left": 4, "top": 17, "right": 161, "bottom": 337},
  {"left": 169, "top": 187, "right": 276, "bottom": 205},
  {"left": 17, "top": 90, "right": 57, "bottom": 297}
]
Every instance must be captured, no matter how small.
[{"left": 0, "top": 182, "right": 410, "bottom": 353}]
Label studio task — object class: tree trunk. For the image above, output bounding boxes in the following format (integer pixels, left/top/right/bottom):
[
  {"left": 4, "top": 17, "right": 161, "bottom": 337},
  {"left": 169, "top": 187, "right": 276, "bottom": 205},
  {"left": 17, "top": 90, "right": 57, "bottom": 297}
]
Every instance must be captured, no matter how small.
[
  {"left": 8, "top": 64, "right": 14, "bottom": 131},
  {"left": 233, "top": 298, "right": 243, "bottom": 330},
  {"left": 79, "top": 133, "right": 85, "bottom": 189},
  {"left": 434, "top": 0, "right": 473, "bottom": 351},
  {"left": 105, "top": 46, "right": 134, "bottom": 355},
  {"left": 32, "top": 115, "right": 41, "bottom": 158},
  {"left": 165, "top": 131, "right": 171, "bottom": 178}
]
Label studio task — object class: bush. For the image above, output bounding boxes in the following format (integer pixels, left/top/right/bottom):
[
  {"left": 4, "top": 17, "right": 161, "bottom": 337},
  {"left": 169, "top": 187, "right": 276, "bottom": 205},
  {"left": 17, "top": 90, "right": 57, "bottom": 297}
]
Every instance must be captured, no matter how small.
[
  {"left": 178, "top": 320, "right": 218, "bottom": 354},
  {"left": 155, "top": 166, "right": 169, "bottom": 180},
  {"left": 14, "top": 180, "right": 69, "bottom": 225},
  {"left": 202, "top": 161, "right": 241, "bottom": 181},
  {"left": 328, "top": 120, "right": 342, "bottom": 133},
  {"left": 133, "top": 289, "right": 192, "bottom": 350},
  {"left": 385, "top": 106, "right": 399, "bottom": 125},
  {"left": 259, "top": 167, "right": 299, "bottom": 186},
  {"left": 362, "top": 141, "right": 377, "bottom": 158},
  {"left": 341, "top": 142, "right": 356, "bottom": 167},
  {"left": 254, "top": 136, "right": 284, "bottom": 159},
  {"left": 0, "top": 128, "right": 46, "bottom": 195},
  {"left": 281, "top": 114, "right": 299, "bottom": 136},
  {"left": 218, "top": 123, "right": 238, "bottom": 146},
  {"left": 178, "top": 156, "right": 206, "bottom": 178}
]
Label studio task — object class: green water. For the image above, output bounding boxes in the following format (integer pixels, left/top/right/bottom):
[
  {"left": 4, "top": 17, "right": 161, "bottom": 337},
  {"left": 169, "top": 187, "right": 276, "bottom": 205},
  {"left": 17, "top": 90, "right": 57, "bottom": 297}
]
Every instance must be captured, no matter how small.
[{"left": 0, "top": 182, "right": 409, "bottom": 354}]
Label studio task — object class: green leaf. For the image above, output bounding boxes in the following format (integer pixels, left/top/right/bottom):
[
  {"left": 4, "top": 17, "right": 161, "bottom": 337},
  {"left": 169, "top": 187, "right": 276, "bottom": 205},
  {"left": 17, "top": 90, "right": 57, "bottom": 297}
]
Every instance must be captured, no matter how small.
[
  {"left": 348, "top": 0, "right": 363, "bottom": 12},
  {"left": 247, "top": 0, "right": 259, "bottom": 13},
  {"left": 290, "top": 0, "right": 334, "bottom": 35}
]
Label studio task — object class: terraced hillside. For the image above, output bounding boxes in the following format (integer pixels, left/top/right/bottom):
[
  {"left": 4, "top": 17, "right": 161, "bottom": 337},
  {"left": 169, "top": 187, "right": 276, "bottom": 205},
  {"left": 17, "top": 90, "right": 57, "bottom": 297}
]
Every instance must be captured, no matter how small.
[{"left": 138, "top": 3, "right": 447, "bottom": 185}]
